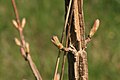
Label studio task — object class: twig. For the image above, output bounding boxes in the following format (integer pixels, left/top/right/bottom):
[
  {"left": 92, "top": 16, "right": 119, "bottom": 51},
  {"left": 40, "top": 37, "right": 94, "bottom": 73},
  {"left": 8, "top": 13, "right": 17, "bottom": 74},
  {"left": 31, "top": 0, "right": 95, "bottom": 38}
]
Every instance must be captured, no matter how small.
[
  {"left": 53, "top": 0, "right": 73, "bottom": 80},
  {"left": 59, "top": 0, "right": 73, "bottom": 80},
  {"left": 11, "top": 0, "right": 42, "bottom": 80}
]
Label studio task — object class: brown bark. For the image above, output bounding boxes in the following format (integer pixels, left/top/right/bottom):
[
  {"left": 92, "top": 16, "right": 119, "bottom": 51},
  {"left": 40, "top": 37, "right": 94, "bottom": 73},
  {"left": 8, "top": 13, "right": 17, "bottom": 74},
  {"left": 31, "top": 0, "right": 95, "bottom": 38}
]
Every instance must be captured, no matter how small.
[{"left": 65, "top": 0, "right": 88, "bottom": 80}]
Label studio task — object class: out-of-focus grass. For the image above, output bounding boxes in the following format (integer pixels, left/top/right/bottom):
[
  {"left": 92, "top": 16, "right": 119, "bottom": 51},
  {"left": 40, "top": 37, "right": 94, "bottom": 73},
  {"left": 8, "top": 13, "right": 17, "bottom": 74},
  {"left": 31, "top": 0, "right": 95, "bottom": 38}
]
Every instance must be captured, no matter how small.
[
  {"left": 0, "top": 0, "right": 120, "bottom": 80},
  {"left": 85, "top": 0, "right": 120, "bottom": 80}
]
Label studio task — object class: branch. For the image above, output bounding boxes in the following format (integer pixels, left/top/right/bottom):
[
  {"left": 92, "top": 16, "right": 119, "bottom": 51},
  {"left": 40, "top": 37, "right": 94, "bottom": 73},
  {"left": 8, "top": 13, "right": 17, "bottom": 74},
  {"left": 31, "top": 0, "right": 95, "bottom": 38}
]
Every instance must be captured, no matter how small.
[{"left": 11, "top": 0, "right": 42, "bottom": 80}]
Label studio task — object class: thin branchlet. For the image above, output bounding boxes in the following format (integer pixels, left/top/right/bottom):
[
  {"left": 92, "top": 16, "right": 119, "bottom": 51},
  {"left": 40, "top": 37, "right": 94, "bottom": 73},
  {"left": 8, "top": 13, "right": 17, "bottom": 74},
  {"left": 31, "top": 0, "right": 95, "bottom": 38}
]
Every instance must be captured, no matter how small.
[{"left": 11, "top": 0, "right": 42, "bottom": 80}]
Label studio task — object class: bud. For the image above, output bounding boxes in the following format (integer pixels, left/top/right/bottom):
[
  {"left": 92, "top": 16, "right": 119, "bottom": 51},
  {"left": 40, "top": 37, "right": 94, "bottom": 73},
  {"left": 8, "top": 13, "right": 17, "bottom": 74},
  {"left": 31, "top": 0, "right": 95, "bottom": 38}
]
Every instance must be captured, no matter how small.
[
  {"left": 89, "top": 19, "right": 100, "bottom": 38},
  {"left": 12, "top": 20, "right": 18, "bottom": 29},
  {"left": 51, "top": 36, "right": 63, "bottom": 49},
  {"left": 21, "top": 18, "right": 26, "bottom": 28},
  {"left": 14, "top": 37, "right": 21, "bottom": 46},
  {"left": 25, "top": 42, "right": 30, "bottom": 53}
]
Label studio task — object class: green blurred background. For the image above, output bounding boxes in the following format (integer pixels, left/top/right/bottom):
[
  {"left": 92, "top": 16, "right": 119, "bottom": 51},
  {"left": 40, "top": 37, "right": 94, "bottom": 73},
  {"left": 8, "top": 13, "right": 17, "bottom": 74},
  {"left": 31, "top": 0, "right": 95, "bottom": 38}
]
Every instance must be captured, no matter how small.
[{"left": 0, "top": 0, "right": 120, "bottom": 80}]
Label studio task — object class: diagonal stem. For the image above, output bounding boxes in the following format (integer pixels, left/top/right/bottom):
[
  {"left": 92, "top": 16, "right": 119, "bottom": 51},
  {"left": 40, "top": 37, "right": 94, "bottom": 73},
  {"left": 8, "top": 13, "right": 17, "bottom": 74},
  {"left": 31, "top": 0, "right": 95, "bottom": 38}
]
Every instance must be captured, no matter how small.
[
  {"left": 11, "top": 0, "right": 20, "bottom": 26},
  {"left": 11, "top": 0, "right": 42, "bottom": 80}
]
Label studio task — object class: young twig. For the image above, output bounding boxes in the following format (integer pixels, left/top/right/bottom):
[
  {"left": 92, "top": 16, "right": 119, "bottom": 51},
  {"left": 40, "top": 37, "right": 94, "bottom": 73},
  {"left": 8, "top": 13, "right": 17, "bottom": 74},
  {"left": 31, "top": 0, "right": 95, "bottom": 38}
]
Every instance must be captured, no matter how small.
[{"left": 12, "top": 0, "right": 42, "bottom": 80}]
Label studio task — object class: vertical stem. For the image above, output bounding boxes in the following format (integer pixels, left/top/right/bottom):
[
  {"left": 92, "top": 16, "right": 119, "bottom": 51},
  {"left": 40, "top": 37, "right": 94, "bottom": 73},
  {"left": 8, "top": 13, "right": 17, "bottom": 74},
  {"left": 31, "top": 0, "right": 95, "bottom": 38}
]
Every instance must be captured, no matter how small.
[
  {"left": 53, "top": 52, "right": 61, "bottom": 80},
  {"left": 65, "top": 0, "right": 88, "bottom": 80},
  {"left": 27, "top": 54, "right": 43, "bottom": 80},
  {"left": 53, "top": 0, "right": 72, "bottom": 80},
  {"left": 60, "top": 52, "right": 67, "bottom": 80},
  {"left": 60, "top": 0, "right": 73, "bottom": 80}
]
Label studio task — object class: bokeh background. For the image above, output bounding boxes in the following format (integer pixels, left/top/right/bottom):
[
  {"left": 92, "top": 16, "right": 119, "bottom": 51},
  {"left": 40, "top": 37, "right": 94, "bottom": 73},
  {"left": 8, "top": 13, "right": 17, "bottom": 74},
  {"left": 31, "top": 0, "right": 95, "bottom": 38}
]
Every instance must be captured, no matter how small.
[{"left": 0, "top": 0, "right": 120, "bottom": 80}]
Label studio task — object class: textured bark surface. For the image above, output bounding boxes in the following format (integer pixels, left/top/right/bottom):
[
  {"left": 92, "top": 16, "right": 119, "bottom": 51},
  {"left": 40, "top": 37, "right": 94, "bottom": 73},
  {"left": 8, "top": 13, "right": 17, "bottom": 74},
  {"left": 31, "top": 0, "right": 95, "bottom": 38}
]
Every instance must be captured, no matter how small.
[{"left": 65, "top": 0, "right": 88, "bottom": 80}]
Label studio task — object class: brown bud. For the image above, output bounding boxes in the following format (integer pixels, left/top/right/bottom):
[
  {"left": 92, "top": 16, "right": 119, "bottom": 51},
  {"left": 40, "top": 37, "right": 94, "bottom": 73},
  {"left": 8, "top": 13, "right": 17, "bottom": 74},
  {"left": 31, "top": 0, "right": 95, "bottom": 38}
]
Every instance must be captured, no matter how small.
[
  {"left": 12, "top": 20, "right": 18, "bottom": 29},
  {"left": 14, "top": 37, "right": 21, "bottom": 46},
  {"left": 51, "top": 36, "right": 63, "bottom": 49},
  {"left": 25, "top": 42, "right": 30, "bottom": 53},
  {"left": 89, "top": 19, "right": 100, "bottom": 38},
  {"left": 21, "top": 18, "right": 26, "bottom": 28}
]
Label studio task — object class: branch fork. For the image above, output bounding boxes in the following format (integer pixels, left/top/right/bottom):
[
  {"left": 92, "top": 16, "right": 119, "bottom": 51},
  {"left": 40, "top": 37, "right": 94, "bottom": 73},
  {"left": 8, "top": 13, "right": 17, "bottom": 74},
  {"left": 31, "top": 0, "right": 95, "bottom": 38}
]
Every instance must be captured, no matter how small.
[
  {"left": 51, "top": 19, "right": 100, "bottom": 51},
  {"left": 51, "top": 36, "right": 77, "bottom": 53}
]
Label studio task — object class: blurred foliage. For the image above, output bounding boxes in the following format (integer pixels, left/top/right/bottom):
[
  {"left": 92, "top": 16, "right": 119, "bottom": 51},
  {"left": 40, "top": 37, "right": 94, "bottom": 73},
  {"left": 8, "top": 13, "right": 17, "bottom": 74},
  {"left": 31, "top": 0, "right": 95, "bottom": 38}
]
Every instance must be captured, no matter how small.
[{"left": 0, "top": 0, "right": 120, "bottom": 80}]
